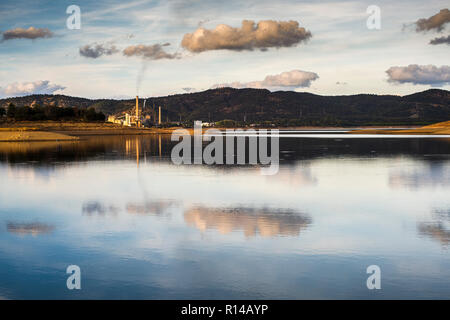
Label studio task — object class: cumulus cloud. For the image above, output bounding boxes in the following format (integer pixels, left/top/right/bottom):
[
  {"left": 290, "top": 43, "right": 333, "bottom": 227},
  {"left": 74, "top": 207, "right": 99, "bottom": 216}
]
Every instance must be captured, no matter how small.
[
  {"left": 0, "top": 80, "right": 66, "bottom": 98},
  {"left": 429, "top": 35, "right": 450, "bottom": 45},
  {"left": 415, "top": 9, "right": 450, "bottom": 32},
  {"left": 79, "top": 42, "right": 119, "bottom": 58},
  {"left": 386, "top": 64, "right": 450, "bottom": 85},
  {"left": 1, "top": 27, "right": 53, "bottom": 41},
  {"left": 181, "top": 20, "right": 311, "bottom": 53},
  {"left": 123, "top": 43, "right": 180, "bottom": 60},
  {"left": 212, "top": 70, "right": 319, "bottom": 90}
]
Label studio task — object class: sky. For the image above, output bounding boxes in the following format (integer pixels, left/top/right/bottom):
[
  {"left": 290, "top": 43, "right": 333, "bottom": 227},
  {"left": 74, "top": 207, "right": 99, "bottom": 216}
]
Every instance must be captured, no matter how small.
[{"left": 0, "top": 0, "right": 449, "bottom": 99}]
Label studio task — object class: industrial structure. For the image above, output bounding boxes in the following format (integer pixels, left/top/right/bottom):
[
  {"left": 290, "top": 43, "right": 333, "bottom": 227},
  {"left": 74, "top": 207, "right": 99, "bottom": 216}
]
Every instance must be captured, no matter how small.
[{"left": 107, "top": 96, "right": 164, "bottom": 127}]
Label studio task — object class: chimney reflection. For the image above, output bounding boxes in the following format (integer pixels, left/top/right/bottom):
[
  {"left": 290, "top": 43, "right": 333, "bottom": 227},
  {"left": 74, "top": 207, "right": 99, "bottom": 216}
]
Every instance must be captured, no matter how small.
[
  {"left": 136, "top": 137, "right": 140, "bottom": 167},
  {"left": 159, "top": 135, "right": 162, "bottom": 158}
]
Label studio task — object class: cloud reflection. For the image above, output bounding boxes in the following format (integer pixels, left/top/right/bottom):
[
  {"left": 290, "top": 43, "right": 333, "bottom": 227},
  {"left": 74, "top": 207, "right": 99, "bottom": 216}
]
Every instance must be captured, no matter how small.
[
  {"left": 82, "top": 201, "right": 119, "bottom": 217},
  {"left": 417, "top": 223, "right": 450, "bottom": 247},
  {"left": 126, "top": 200, "right": 179, "bottom": 216},
  {"left": 417, "top": 208, "right": 450, "bottom": 247},
  {"left": 184, "top": 206, "right": 311, "bottom": 238},
  {"left": 82, "top": 199, "right": 180, "bottom": 217},
  {"left": 389, "top": 163, "right": 450, "bottom": 189},
  {"left": 6, "top": 222, "right": 54, "bottom": 236}
]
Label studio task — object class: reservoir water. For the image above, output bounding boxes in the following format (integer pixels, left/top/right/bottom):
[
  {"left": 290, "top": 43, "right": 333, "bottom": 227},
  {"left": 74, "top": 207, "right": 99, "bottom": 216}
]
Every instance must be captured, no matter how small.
[{"left": 0, "top": 134, "right": 449, "bottom": 299}]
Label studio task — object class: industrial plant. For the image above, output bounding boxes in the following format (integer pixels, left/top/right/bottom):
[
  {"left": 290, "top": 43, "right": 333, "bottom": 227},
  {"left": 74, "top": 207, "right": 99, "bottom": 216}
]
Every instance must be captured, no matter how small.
[{"left": 107, "top": 96, "right": 163, "bottom": 128}]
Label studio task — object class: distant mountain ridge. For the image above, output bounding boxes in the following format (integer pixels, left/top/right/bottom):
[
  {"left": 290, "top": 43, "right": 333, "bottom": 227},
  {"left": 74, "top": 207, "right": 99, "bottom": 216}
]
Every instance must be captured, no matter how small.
[{"left": 1, "top": 88, "right": 449, "bottom": 126}]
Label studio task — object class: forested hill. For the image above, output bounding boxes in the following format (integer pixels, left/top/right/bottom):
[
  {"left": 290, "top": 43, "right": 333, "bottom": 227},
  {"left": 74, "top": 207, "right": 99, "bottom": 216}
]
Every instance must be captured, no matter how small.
[{"left": 1, "top": 88, "right": 449, "bottom": 126}]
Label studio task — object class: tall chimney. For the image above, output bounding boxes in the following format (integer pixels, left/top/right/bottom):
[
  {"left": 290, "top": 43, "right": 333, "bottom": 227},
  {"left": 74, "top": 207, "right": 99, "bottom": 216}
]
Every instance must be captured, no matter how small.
[
  {"left": 136, "top": 96, "right": 139, "bottom": 117},
  {"left": 135, "top": 96, "right": 139, "bottom": 127},
  {"left": 158, "top": 106, "right": 161, "bottom": 125}
]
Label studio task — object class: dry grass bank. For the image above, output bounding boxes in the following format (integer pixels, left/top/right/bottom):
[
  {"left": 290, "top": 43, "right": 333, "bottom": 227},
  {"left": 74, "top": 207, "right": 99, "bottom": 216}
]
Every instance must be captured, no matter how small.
[{"left": 352, "top": 120, "right": 450, "bottom": 135}]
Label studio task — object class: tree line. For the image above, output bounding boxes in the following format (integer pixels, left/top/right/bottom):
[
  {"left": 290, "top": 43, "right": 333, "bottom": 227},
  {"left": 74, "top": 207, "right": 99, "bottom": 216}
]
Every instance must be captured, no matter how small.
[{"left": 0, "top": 103, "right": 105, "bottom": 122}]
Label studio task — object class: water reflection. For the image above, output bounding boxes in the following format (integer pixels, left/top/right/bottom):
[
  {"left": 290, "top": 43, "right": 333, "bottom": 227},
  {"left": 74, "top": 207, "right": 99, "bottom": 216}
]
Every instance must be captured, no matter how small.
[
  {"left": 82, "top": 201, "right": 119, "bottom": 217},
  {"left": 389, "top": 162, "right": 450, "bottom": 189},
  {"left": 417, "top": 223, "right": 450, "bottom": 247},
  {"left": 126, "top": 200, "right": 179, "bottom": 216},
  {"left": 433, "top": 208, "right": 450, "bottom": 220},
  {"left": 184, "top": 206, "right": 311, "bottom": 238},
  {"left": 0, "top": 141, "right": 77, "bottom": 154},
  {"left": 274, "top": 165, "right": 317, "bottom": 187},
  {"left": 417, "top": 208, "right": 450, "bottom": 247},
  {"left": 6, "top": 222, "right": 54, "bottom": 236},
  {"left": 1, "top": 135, "right": 449, "bottom": 167},
  {"left": 0, "top": 135, "right": 172, "bottom": 166},
  {"left": 82, "top": 199, "right": 179, "bottom": 217},
  {"left": 0, "top": 135, "right": 449, "bottom": 299}
]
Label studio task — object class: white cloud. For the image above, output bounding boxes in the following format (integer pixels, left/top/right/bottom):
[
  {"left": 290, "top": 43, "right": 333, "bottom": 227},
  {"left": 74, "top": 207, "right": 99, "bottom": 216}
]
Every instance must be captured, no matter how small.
[
  {"left": 415, "top": 8, "right": 450, "bottom": 32},
  {"left": 386, "top": 64, "right": 450, "bottom": 85},
  {"left": 1, "top": 27, "right": 53, "bottom": 41},
  {"left": 79, "top": 42, "right": 119, "bottom": 59},
  {"left": 212, "top": 69, "right": 319, "bottom": 90},
  {"left": 123, "top": 43, "right": 180, "bottom": 60},
  {"left": 182, "top": 20, "right": 312, "bottom": 53},
  {"left": 0, "top": 80, "right": 66, "bottom": 98},
  {"left": 429, "top": 35, "right": 450, "bottom": 45}
]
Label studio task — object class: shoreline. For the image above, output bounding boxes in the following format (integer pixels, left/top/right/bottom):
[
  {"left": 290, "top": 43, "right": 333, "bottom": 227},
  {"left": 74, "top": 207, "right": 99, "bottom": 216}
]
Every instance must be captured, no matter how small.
[
  {"left": 351, "top": 121, "right": 450, "bottom": 135},
  {"left": 0, "top": 121, "right": 448, "bottom": 141},
  {"left": 0, "top": 131, "right": 79, "bottom": 142}
]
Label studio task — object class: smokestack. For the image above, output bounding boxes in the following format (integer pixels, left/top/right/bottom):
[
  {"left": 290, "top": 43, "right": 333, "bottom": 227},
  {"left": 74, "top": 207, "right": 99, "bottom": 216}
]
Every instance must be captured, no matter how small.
[
  {"left": 135, "top": 96, "right": 140, "bottom": 128},
  {"left": 158, "top": 106, "right": 161, "bottom": 125},
  {"left": 136, "top": 96, "right": 139, "bottom": 117}
]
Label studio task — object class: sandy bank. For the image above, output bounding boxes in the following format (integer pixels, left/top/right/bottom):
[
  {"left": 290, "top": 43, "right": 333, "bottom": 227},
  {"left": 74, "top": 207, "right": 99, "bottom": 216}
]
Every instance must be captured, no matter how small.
[
  {"left": 352, "top": 120, "right": 450, "bottom": 135},
  {"left": 1, "top": 121, "right": 448, "bottom": 139},
  {"left": 0, "top": 121, "right": 178, "bottom": 136},
  {"left": 0, "top": 131, "right": 78, "bottom": 142}
]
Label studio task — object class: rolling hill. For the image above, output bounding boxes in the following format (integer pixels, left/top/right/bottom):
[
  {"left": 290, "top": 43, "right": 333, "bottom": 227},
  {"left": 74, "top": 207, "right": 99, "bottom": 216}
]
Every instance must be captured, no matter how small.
[{"left": 1, "top": 88, "right": 449, "bottom": 126}]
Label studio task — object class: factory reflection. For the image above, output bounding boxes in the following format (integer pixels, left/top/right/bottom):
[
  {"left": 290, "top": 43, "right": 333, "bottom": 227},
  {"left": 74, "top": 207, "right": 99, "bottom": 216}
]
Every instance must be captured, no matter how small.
[
  {"left": 0, "top": 135, "right": 172, "bottom": 166},
  {"left": 6, "top": 222, "right": 54, "bottom": 236},
  {"left": 1, "top": 135, "right": 449, "bottom": 168},
  {"left": 184, "top": 206, "right": 311, "bottom": 238},
  {"left": 417, "top": 208, "right": 450, "bottom": 247}
]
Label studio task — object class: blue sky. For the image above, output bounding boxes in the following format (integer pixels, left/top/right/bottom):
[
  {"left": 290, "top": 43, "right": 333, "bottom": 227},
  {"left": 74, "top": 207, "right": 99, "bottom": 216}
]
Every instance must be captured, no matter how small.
[{"left": 0, "top": 0, "right": 449, "bottom": 99}]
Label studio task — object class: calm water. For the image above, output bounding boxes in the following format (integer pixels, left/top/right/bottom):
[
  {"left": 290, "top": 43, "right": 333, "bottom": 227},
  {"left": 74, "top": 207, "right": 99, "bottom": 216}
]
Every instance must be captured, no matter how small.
[{"left": 0, "top": 134, "right": 449, "bottom": 299}]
